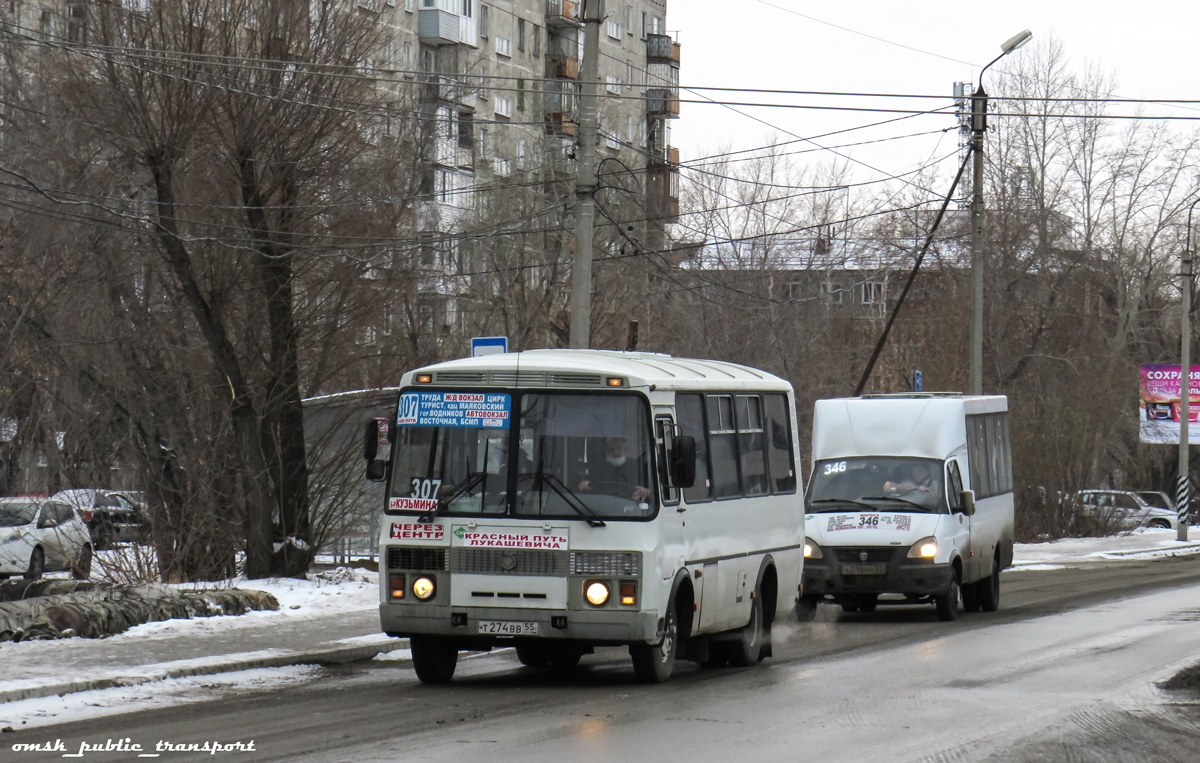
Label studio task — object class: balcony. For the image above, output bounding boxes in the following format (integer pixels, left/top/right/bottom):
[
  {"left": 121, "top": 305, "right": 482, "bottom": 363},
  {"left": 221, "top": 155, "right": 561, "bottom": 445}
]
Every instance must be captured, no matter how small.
[
  {"left": 646, "top": 88, "right": 680, "bottom": 118},
  {"left": 419, "top": 2, "right": 461, "bottom": 45},
  {"left": 649, "top": 144, "right": 679, "bottom": 166},
  {"left": 546, "top": 54, "right": 580, "bottom": 79},
  {"left": 646, "top": 34, "right": 681, "bottom": 65},
  {"left": 544, "top": 112, "right": 578, "bottom": 136},
  {"left": 546, "top": 0, "right": 581, "bottom": 27},
  {"left": 646, "top": 165, "right": 679, "bottom": 221}
]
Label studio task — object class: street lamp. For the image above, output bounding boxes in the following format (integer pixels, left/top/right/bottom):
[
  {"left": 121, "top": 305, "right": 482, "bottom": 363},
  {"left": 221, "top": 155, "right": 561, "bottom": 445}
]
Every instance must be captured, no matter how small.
[
  {"left": 969, "top": 29, "right": 1032, "bottom": 395},
  {"left": 1177, "top": 200, "right": 1200, "bottom": 541}
]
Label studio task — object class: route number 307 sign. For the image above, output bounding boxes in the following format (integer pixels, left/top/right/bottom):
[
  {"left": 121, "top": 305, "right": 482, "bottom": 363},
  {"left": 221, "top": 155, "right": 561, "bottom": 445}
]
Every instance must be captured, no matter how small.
[{"left": 396, "top": 391, "right": 511, "bottom": 429}]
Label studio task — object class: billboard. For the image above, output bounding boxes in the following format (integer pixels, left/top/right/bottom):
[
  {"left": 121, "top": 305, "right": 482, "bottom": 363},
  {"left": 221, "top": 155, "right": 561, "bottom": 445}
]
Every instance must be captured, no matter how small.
[{"left": 1140, "top": 364, "right": 1200, "bottom": 444}]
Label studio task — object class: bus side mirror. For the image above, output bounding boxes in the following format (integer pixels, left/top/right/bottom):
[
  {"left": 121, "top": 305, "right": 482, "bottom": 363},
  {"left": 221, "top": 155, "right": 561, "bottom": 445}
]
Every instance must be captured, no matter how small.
[
  {"left": 960, "top": 489, "right": 976, "bottom": 517},
  {"left": 364, "top": 420, "right": 380, "bottom": 461},
  {"left": 366, "top": 460, "right": 387, "bottom": 482},
  {"left": 672, "top": 436, "right": 697, "bottom": 489}
]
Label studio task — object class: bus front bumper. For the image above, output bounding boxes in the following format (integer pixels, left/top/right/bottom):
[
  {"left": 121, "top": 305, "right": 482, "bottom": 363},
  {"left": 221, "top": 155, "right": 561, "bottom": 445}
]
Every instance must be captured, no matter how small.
[{"left": 380, "top": 603, "right": 661, "bottom": 645}]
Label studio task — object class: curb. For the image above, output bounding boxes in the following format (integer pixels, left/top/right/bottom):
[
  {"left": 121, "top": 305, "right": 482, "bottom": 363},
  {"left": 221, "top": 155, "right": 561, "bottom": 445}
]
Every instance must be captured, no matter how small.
[{"left": 0, "top": 638, "right": 404, "bottom": 705}]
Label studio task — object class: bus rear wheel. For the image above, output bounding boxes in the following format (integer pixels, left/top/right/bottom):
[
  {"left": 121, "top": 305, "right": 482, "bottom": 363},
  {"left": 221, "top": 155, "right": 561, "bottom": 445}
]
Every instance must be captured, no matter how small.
[
  {"left": 410, "top": 637, "right": 458, "bottom": 684},
  {"left": 727, "top": 591, "right": 764, "bottom": 667},
  {"left": 630, "top": 605, "right": 677, "bottom": 683},
  {"left": 978, "top": 559, "right": 1001, "bottom": 612}
]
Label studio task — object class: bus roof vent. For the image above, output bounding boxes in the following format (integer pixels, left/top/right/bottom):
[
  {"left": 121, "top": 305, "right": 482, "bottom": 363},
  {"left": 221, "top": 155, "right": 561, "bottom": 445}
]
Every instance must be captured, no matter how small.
[
  {"left": 434, "top": 372, "right": 487, "bottom": 385},
  {"left": 548, "top": 373, "right": 604, "bottom": 387}
]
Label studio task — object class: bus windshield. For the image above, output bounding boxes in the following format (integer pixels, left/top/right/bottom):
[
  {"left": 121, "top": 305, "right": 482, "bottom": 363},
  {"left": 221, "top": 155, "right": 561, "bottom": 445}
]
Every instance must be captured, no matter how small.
[
  {"left": 807, "top": 456, "right": 946, "bottom": 513},
  {"left": 391, "top": 391, "right": 655, "bottom": 520}
]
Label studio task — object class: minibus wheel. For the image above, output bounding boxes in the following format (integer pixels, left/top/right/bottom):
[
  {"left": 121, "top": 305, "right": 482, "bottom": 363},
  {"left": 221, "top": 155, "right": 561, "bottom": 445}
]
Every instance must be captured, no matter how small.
[
  {"left": 961, "top": 581, "right": 981, "bottom": 613},
  {"left": 410, "top": 637, "right": 459, "bottom": 683},
  {"left": 515, "top": 643, "right": 551, "bottom": 668},
  {"left": 935, "top": 577, "right": 959, "bottom": 622},
  {"left": 978, "top": 557, "right": 1001, "bottom": 612},
  {"left": 795, "top": 595, "right": 819, "bottom": 622}
]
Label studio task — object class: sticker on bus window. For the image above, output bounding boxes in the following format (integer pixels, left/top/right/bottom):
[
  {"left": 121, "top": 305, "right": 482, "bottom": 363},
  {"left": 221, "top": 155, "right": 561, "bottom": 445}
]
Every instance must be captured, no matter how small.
[{"left": 396, "top": 391, "right": 511, "bottom": 429}]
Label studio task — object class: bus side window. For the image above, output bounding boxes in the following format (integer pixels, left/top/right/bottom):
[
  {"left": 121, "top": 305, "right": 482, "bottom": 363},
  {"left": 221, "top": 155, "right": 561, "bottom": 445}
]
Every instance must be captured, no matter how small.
[
  {"left": 764, "top": 394, "right": 796, "bottom": 494},
  {"left": 736, "top": 395, "right": 768, "bottom": 497},
  {"left": 707, "top": 395, "right": 740, "bottom": 499},
  {"left": 677, "top": 393, "right": 711, "bottom": 504}
]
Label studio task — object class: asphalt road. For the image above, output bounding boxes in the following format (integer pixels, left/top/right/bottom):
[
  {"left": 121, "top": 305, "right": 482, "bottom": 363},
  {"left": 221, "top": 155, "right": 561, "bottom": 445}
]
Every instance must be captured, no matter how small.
[{"left": 9, "top": 554, "right": 1200, "bottom": 762}]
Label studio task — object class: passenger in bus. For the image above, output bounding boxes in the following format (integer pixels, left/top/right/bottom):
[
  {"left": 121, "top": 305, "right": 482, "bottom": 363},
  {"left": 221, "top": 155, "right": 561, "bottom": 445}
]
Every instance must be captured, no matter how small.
[
  {"left": 883, "top": 463, "right": 939, "bottom": 507},
  {"left": 578, "top": 437, "right": 651, "bottom": 502}
]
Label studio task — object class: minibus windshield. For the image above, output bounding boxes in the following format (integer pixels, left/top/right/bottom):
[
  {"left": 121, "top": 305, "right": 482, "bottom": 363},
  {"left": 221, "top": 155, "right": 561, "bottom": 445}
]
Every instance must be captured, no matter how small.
[
  {"left": 808, "top": 457, "right": 946, "bottom": 513},
  {"left": 390, "top": 391, "right": 655, "bottom": 520}
]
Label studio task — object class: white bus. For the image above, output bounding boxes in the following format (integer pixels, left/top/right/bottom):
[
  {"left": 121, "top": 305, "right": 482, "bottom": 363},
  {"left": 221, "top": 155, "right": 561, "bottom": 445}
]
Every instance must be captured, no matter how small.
[
  {"left": 364, "top": 350, "right": 805, "bottom": 683},
  {"left": 800, "top": 394, "right": 1013, "bottom": 621}
]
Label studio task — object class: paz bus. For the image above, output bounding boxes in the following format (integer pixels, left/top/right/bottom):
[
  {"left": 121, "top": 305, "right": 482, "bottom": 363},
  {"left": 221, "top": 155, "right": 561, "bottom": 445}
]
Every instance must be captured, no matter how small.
[{"left": 363, "top": 350, "right": 805, "bottom": 683}]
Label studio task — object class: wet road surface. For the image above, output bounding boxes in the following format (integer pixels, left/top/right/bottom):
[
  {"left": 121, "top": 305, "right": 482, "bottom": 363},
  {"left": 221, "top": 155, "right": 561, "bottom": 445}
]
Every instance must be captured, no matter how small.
[{"left": 8, "top": 554, "right": 1200, "bottom": 762}]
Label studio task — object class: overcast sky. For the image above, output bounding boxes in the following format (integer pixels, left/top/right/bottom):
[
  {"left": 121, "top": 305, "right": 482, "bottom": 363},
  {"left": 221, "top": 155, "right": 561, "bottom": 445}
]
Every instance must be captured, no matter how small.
[{"left": 669, "top": 1, "right": 1200, "bottom": 186}]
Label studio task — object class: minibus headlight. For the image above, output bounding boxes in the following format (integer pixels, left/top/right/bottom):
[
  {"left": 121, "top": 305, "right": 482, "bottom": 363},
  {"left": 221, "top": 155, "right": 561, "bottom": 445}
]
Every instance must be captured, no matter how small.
[
  {"left": 907, "top": 537, "right": 938, "bottom": 559},
  {"left": 412, "top": 576, "right": 436, "bottom": 600},
  {"left": 803, "top": 537, "right": 823, "bottom": 559},
  {"left": 585, "top": 581, "right": 610, "bottom": 606}
]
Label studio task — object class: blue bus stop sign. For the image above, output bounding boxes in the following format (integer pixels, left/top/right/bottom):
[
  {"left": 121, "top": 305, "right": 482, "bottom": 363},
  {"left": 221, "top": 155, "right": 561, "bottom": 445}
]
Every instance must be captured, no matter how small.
[
  {"left": 914, "top": 370, "right": 923, "bottom": 392},
  {"left": 471, "top": 336, "right": 508, "bottom": 358}
]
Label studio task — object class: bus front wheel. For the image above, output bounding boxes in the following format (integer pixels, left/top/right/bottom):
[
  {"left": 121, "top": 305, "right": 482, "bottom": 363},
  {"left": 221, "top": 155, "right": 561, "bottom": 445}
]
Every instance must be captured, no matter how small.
[
  {"left": 630, "top": 605, "right": 677, "bottom": 683},
  {"left": 410, "top": 637, "right": 459, "bottom": 684}
]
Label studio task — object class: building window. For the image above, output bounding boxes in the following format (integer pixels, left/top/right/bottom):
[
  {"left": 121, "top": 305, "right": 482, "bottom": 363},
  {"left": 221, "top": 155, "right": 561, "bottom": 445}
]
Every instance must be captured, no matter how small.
[
  {"left": 517, "top": 79, "right": 525, "bottom": 111},
  {"left": 605, "top": 131, "right": 620, "bottom": 149},
  {"left": 532, "top": 25, "right": 540, "bottom": 56},
  {"left": 406, "top": 0, "right": 414, "bottom": 11},
  {"left": 606, "top": 20, "right": 621, "bottom": 39},
  {"left": 461, "top": 0, "right": 472, "bottom": 18},
  {"left": 494, "top": 96, "right": 512, "bottom": 118},
  {"left": 641, "top": 11, "right": 647, "bottom": 39},
  {"left": 862, "top": 281, "right": 884, "bottom": 304},
  {"left": 517, "top": 18, "right": 525, "bottom": 52},
  {"left": 457, "top": 111, "right": 474, "bottom": 148},
  {"left": 606, "top": 75, "right": 620, "bottom": 94},
  {"left": 495, "top": 35, "right": 511, "bottom": 57},
  {"left": 651, "top": 15, "right": 662, "bottom": 34},
  {"left": 821, "top": 282, "right": 843, "bottom": 303},
  {"left": 479, "top": 4, "right": 487, "bottom": 35},
  {"left": 626, "top": 5, "right": 633, "bottom": 34},
  {"left": 494, "top": 157, "right": 511, "bottom": 176},
  {"left": 517, "top": 139, "right": 526, "bottom": 170}
]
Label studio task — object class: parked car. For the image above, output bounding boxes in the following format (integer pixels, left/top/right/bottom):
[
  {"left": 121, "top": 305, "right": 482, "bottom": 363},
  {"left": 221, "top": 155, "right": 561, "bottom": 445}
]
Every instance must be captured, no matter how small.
[
  {"left": 1077, "top": 490, "right": 1178, "bottom": 531},
  {"left": 0, "top": 496, "right": 92, "bottom": 580},
  {"left": 1136, "top": 491, "right": 1177, "bottom": 513},
  {"left": 52, "top": 489, "right": 146, "bottom": 549}
]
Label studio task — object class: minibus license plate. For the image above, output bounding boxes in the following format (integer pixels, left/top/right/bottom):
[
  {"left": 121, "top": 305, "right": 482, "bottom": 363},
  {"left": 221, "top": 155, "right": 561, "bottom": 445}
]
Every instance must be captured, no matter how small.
[
  {"left": 841, "top": 563, "right": 887, "bottom": 575},
  {"left": 478, "top": 621, "right": 539, "bottom": 636}
]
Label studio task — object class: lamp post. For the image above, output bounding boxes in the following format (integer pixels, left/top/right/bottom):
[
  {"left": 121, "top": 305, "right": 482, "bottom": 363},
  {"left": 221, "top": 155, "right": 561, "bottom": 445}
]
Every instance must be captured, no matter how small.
[
  {"left": 969, "top": 29, "right": 1032, "bottom": 395},
  {"left": 1178, "top": 200, "right": 1200, "bottom": 541}
]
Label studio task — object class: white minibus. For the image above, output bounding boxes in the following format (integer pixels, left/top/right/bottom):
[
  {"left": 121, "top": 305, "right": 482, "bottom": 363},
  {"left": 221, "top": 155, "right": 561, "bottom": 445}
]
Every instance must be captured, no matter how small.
[
  {"left": 364, "top": 350, "right": 804, "bottom": 683},
  {"left": 800, "top": 394, "right": 1013, "bottom": 621}
]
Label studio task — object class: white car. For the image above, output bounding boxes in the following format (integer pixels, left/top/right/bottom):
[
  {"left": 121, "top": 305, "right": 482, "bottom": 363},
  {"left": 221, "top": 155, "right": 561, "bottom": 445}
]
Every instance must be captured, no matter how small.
[
  {"left": 1077, "top": 490, "right": 1178, "bottom": 531},
  {"left": 0, "top": 496, "right": 93, "bottom": 580}
]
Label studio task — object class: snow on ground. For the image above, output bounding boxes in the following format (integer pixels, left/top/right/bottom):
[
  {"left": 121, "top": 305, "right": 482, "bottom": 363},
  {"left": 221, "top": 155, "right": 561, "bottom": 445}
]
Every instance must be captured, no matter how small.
[
  {"left": 0, "top": 666, "right": 321, "bottom": 732},
  {"left": 1010, "top": 525, "right": 1200, "bottom": 570}
]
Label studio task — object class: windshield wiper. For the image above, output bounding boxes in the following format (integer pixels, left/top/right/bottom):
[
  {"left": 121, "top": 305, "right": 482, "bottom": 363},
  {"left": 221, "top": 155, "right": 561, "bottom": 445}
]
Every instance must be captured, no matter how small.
[
  {"left": 417, "top": 472, "right": 487, "bottom": 523},
  {"left": 809, "top": 498, "right": 881, "bottom": 512},
  {"left": 860, "top": 496, "right": 935, "bottom": 511},
  {"left": 539, "top": 473, "right": 607, "bottom": 527}
]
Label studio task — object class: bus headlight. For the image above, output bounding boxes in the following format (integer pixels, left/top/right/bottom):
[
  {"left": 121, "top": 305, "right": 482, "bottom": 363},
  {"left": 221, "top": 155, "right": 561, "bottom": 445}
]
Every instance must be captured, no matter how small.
[
  {"left": 412, "top": 576, "right": 436, "bottom": 600},
  {"left": 907, "top": 537, "right": 938, "bottom": 559},
  {"left": 803, "top": 537, "right": 823, "bottom": 559},
  {"left": 585, "top": 581, "right": 610, "bottom": 606}
]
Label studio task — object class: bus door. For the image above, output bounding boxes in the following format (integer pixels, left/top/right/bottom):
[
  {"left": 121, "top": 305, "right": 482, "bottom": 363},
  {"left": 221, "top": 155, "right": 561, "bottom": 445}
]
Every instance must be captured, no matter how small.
[{"left": 655, "top": 411, "right": 686, "bottom": 588}]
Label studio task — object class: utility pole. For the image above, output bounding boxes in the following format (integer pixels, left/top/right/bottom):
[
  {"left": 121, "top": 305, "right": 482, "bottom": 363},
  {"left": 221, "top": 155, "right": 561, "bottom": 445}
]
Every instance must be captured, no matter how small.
[
  {"left": 969, "top": 84, "right": 986, "bottom": 396},
  {"left": 1178, "top": 207, "right": 1198, "bottom": 542},
  {"left": 569, "top": 0, "right": 603, "bottom": 349}
]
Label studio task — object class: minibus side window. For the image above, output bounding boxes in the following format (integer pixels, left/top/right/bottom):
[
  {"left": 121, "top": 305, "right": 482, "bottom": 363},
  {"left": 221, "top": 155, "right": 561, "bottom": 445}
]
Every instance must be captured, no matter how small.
[
  {"left": 656, "top": 415, "right": 679, "bottom": 505},
  {"left": 947, "top": 460, "right": 964, "bottom": 511},
  {"left": 763, "top": 394, "right": 796, "bottom": 494},
  {"left": 677, "top": 393, "right": 711, "bottom": 504},
  {"left": 967, "top": 415, "right": 992, "bottom": 499}
]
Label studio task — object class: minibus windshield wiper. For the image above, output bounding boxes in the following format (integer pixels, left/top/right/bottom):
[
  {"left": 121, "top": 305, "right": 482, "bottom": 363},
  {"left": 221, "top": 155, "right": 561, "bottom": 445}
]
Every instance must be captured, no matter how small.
[
  {"left": 809, "top": 498, "right": 880, "bottom": 512},
  {"left": 537, "top": 473, "right": 607, "bottom": 527},
  {"left": 859, "top": 496, "right": 935, "bottom": 511}
]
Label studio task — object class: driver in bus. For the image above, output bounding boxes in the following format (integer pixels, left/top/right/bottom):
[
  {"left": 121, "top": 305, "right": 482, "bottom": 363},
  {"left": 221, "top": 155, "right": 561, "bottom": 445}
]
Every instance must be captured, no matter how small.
[
  {"left": 578, "top": 437, "right": 651, "bottom": 502},
  {"left": 883, "top": 463, "right": 939, "bottom": 506}
]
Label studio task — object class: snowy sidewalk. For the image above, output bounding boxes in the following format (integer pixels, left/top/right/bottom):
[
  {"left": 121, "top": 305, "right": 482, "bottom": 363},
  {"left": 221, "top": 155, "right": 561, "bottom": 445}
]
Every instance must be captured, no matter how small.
[
  {"left": 1010, "top": 525, "right": 1200, "bottom": 570},
  {"left": 0, "top": 569, "right": 398, "bottom": 704}
]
